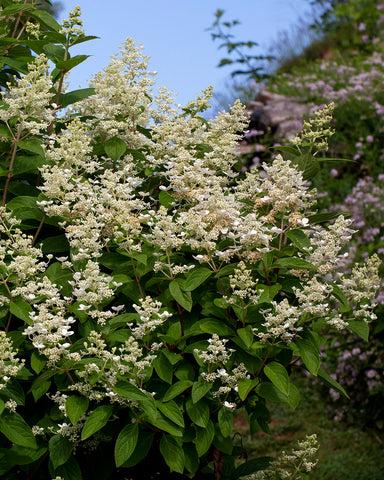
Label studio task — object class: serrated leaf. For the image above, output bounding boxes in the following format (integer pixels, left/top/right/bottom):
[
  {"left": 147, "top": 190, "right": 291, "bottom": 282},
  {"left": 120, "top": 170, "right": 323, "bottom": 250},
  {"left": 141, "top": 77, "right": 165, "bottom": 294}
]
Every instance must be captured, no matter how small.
[
  {"left": 163, "top": 380, "right": 193, "bottom": 402},
  {"left": 184, "top": 268, "right": 212, "bottom": 291},
  {"left": 157, "top": 400, "right": 185, "bottom": 427},
  {"left": 58, "top": 88, "right": 95, "bottom": 108},
  {"left": 169, "top": 280, "right": 192, "bottom": 312},
  {"left": 186, "top": 397, "right": 209, "bottom": 428},
  {"left": 218, "top": 407, "right": 233, "bottom": 437},
  {"left": 114, "top": 423, "right": 139, "bottom": 467},
  {"left": 0, "top": 412, "right": 37, "bottom": 449},
  {"left": 234, "top": 457, "right": 274, "bottom": 479},
  {"left": 348, "top": 320, "right": 369, "bottom": 341},
  {"left": 81, "top": 405, "right": 113, "bottom": 440},
  {"left": 56, "top": 55, "right": 89, "bottom": 71},
  {"left": 49, "top": 435, "right": 72, "bottom": 469},
  {"left": 318, "top": 367, "right": 349, "bottom": 398},
  {"left": 238, "top": 378, "right": 259, "bottom": 401},
  {"left": 271, "top": 257, "right": 317, "bottom": 270},
  {"left": 285, "top": 229, "right": 311, "bottom": 250},
  {"left": 160, "top": 435, "right": 185, "bottom": 473},
  {"left": 192, "top": 379, "right": 213, "bottom": 403},
  {"left": 195, "top": 419, "right": 215, "bottom": 457},
  {"left": 104, "top": 136, "right": 127, "bottom": 161},
  {"left": 264, "top": 362, "right": 290, "bottom": 396},
  {"left": 65, "top": 396, "right": 89, "bottom": 425},
  {"left": 153, "top": 352, "right": 173, "bottom": 384},
  {"left": 17, "top": 139, "right": 45, "bottom": 157},
  {"left": 9, "top": 300, "right": 33, "bottom": 325}
]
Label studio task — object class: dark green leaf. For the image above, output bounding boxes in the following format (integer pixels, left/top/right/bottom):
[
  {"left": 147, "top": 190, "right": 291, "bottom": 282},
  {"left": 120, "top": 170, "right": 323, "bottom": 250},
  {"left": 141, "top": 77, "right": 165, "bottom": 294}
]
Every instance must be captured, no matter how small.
[
  {"left": 58, "top": 88, "right": 95, "bottom": 108},
  {"left": 17, "top": 139, "right": 45, "bottom": 157},
  {"left": 192, "top": 379, "right": 213, "bottom": 403},
  {"left": 163, "top": 380, "right": 193, "bottom": 402},
  {"left": 238, "top": 378, "right": 259, "bottom": 401},
  {"left": 56, "top": 455, "right": 82, "bottom": 480},
  {"left": 197, "top": 318, "right": 233, "bottom": 336},
  {"left": 157, "top": 400, "right": 185, "bottom": 427},
  {"left": 271, "top": 257, "right": 317, "bottom": 270},
  {"left": 49, "top": 435, "right": 72, "bottom": 470},
  {"left": 184, "top": 268, "right": 212, "bottom": 291},
  {"left": 169, "top": 280, "right": 192, "bottom": 311},
  {"left": 160, "top": 435, "right": 185, "bottom": 474},
  {"left": 285, "top": 229, "right": 311, "bottom": 250},
  {"left": 293, "top": 333, "right": 320, "bottom": 376},
  {"left": 150, "top": 411, "right": 183, "bottom": 436},
  {"left": 65, "top": 396, "right": 89, "bottom": 425},
  {"left": 218, "top": 407, "right": 233, "bottom": 437},
  {"left": 114, "top": 423, "right": 139, "bottom": 467},
  {"left": 122, "top": 430, "right": 153, "bottom": 468},
  {"left": 195, "top": 419, "right": 215, "bottom": 457},
  {"left": 9, "top": 300, "right": 33, "bottom": 325},
  {"left": 264, "top": 362, "right": 290, "bottom": 396},
  {"left": 186, "top": 397, "right": 209, "bottom": 428},
  {"left": 153, "top": 352, "right": 173, "bottom": 384},
  {"left": 318, "top": 367, "right": 349, "bottom": 398},
  {"left": 29, "top": 10, "right": 61, "bottom": 31},
  {"left": 81, "top": 405, "right": 113, "bottom": 440},
  {"left": 348, "top": 320, "right": 369, "bottom": 342},
  {"left": 56, "top": 56, "right": 90, "bottom": 72},
  {"left": 159, "top": 190, "right": 175, "bottom": 209},
  {"left": 308, "top": 210, "right": 351, "bottom": 224},
  {"left": 234, "top": 457, "right": 274, "bottom": 478},
  {"left": 0, "top": 413, "right": 37, "bottom": 449}
]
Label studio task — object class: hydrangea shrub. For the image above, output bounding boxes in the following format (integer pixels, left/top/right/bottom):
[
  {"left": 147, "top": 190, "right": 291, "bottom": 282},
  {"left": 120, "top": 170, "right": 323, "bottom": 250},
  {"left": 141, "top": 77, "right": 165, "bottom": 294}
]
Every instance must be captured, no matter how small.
[{"left": 0, "top": 2, "right": 380, "bottom": 479}]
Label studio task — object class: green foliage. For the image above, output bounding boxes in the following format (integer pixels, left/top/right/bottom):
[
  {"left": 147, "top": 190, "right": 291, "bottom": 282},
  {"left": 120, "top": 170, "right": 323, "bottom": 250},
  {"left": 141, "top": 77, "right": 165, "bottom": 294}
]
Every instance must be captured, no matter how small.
[{"left": 0, "top": 2, "right": 379, "bottom": 479}]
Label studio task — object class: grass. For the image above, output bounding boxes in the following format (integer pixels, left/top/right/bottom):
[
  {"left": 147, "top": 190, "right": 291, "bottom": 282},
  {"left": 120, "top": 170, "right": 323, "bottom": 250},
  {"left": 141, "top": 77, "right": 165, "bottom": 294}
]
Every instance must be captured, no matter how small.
[{"left": 233, "top": 375, "right": 384, "bottom": 480}]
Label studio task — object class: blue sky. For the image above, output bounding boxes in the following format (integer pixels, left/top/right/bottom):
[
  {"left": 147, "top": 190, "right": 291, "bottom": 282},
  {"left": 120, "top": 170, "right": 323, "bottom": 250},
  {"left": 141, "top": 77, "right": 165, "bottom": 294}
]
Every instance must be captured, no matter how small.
[{"left": 62, "top": 0, "right": 312, "bottom": 106}]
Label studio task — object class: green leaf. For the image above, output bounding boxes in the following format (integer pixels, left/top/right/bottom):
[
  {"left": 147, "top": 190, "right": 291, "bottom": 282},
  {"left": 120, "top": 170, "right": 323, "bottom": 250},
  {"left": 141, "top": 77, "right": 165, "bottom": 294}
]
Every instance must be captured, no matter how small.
[
  {"left": 184, "top": 268, "right": 212, "bottom": 291},
  {"left": 192, "top": 379, "right": 213, "bottom": 403},
  {"left": 0, "top": 399, "right": 4, "bottom": 415},
  {"left": 114, "top": 423, "right": 139, "bottom": 468},
  {"left": 285, "top": 229, "right": 311, "bottom": 251},
  {"left": 29, "top": 10, "right": 61, "bottom": 31},
  {"left": 318, "top": 368, "right": 349, "bottom": 398},
  {"left": 12, "top": 154, "right": 45, "bottom": 175},
  {"left": 31, "top": 379, "right": 50, "bottom": 402},
  {"left": 17, "top": 139, "right": 45, "bottom": 157},
  {"left": 238, "top": 378, "right": 259, "bottom": 401},
  {"left": 121, "top": 430, "right": 153, "bottom": 468},
  {"left": 149, "top": 412, "right": 183, "bottom": 436},
  {"left": 234, "top": 457, "right": 274, "bottom": 479},
  {"left": 163, "top": 380, "right": 193, "bottom": 402},
  {"left": 293, "top": 333, "right": 320, "bottom": 376},
  {"left": 157, "top": 400, "right": 185, "bottom": 427},
  {"left": 294, "top": 152, "right": 320, "bottom": 180},
  {"left": 257, "top": 284, "right": 281, "bottom": 304},
  {"left": 153, "top": 352, "right": 173, "bottom": 384},
  {"left": 158, "top": 190, "right": 176, "bottom": 209},
  {"left": 271, "top": 257, "right": 317, "bottom": 270},
  {"left": 113, "top": 381, "right": 157, "bottom": 420},
  {"left": 41, "top": 235, "right": 69, "bottom": 253},
  {"left": 257, "top": 382, "right": 300, "bottom": 410},
  {"left": 185, "top": 397, "right": 209, "bottom": 428},
  {"left": 197, "top": 318, "right": 233, "bottom": 337},
  {"left": 58, "top": 88, "right": 95, "bottom": 108},
  {"left": 81, "top": 405, "right": 113, "bottom": 440},
  {"left": 348, "top": 320, "right": 369, "bottom": 342},
  {"left": 55, "top": 455, "right": 82, "bottom": 480},
  {"left": 195, "top": 419, "right": 215, "bottom": 457},
  {"left": 49, "top": 435, "right": 72, "bottom": 470},
  {"left": 183, "top": 443, "right": 199, "bottom": 474},
  {"left": 160, "top": 435, "right": 185, "bottom": 474},
  {"left": 264, "top": 362, "right": 290, "bottom": 396},
  {"left": 237, "top": 326, "right": 254, "bottom": 348},
  {"left": 1, "top": 4, "right": 35, "bottom": 15},
  {"left": 56, "top": 55, "right": 90, "bottom": 71},
  {"left": 65, "top": 396, "right": 89, "bottom": 425},
  {"left": 104, "top": 136, "right": 127, "bottom": 161},
  {"left": 30, "top": 351, "right": 46, "bottom": 374},
  {"left": 0, "top": 412, "right": 37, "bottom": 449},
  {"left": 218, "top": 407, "right": 233, "bottom": 437},
  {"left": 169, "top": 280, "right": 192, "bottom": 312},
  {"left": 308, "top": 210, "right": 351, "bottom": 225},
  {"left": 9, "top": 300, "right": 33, "bottom": 325}
]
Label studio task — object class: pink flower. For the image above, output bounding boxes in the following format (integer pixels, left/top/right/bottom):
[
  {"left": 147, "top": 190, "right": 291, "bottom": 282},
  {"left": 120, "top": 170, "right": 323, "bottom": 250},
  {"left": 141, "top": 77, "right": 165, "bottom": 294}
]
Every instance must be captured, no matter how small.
[
  {"left": 366, "top": 135, "right": 374, "bottom": 143},
  {"left": 358, "top": 22, "right": 366, "bottom": 32}
]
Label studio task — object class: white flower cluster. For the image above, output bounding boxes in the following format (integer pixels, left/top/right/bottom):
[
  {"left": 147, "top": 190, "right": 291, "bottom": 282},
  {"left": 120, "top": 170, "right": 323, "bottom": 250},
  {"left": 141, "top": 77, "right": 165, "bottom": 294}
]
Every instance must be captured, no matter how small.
[
  {"left": 195, "top": 334, "right": 233, "bottom": 365},
  {"left": 130, "top": 296, "right": 172, "bottom": 339},
  {"left": 247, "top": 434, "right": 319, "bottom": 480},
  {"left": 0, "top": 54, "right": 53, "bottom": 135},
  {"left": 228, "top": 261, "right": 262, "bottom": 305},
  {"left": 255, "top": 299, "right": 302, "bottom": 344},
  {"left": 0, "top": 331, "right": 24, "bottom": 389}
]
